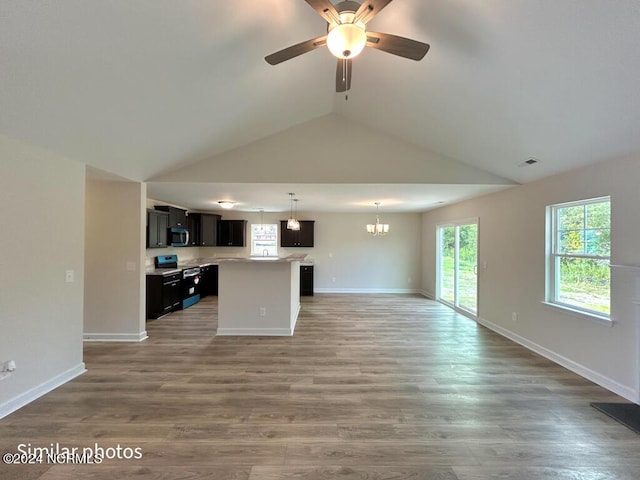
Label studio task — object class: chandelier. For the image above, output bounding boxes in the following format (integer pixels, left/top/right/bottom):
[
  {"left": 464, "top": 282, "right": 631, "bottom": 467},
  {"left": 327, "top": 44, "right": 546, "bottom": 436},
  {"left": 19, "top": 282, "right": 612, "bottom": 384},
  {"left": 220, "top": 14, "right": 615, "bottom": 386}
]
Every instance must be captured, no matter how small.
[{"left": 366, "top": 202, "right": 389, "bottom": 236}]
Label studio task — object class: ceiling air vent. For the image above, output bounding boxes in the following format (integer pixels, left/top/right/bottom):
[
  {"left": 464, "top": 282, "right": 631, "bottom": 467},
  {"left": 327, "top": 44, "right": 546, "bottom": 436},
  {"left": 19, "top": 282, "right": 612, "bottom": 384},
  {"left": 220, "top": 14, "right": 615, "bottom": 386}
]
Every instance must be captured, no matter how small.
[{"left": 518, "top": 157, "right": 540, "bottom": 167}]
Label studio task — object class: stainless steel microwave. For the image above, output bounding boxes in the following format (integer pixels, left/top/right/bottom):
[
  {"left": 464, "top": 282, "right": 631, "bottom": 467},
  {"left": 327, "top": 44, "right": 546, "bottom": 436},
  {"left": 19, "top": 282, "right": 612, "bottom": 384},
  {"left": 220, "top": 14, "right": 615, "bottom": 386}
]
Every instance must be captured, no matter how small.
[{"left": 169, "top": 227, "right": 189, "bottom": 247}]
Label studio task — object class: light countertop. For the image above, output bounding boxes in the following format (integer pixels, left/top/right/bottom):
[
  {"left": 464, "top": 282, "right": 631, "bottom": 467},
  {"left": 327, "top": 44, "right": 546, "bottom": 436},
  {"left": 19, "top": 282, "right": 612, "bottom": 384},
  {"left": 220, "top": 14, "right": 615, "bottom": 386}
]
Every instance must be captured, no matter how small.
[{"left": 146, "top": 254, "right": 310, "bottom": 275}]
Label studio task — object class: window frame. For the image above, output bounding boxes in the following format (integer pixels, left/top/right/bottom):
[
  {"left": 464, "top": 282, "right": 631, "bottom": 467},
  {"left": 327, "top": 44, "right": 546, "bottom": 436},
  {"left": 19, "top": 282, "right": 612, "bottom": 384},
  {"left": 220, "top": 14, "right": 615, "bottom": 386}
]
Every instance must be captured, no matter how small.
[
  {"left": 250, "top": 223, "right": 279, "bottom": 257},
  {"left": 545, "top": 196, "right": 611, "bottom": 321}
]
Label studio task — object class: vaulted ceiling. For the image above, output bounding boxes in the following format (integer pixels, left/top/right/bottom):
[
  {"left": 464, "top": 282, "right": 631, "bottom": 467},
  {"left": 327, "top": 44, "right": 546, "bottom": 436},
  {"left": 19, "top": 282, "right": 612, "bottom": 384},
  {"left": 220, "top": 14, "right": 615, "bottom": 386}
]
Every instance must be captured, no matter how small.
[{"left": 2, "top": 1, "right": 639, "bottom": 212}]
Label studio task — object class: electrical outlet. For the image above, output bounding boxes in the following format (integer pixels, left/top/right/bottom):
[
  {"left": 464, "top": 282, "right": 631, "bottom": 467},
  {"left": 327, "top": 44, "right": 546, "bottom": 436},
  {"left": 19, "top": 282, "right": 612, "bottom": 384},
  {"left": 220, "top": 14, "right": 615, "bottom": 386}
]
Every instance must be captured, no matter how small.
[
  {"left": 0, "top": 360, "right": 15, "bottom": 381},
  {"left": 408, "top": 277, "right": 412, "bottom": 284},
  {"left": 259, "top": 307, "right": 266, "bottom": 317},
  {"left": 331, "top": 277, "right": 336, "bottom": 283},
  {"left": 65, "top": 270, "right": 74, "bottom": 283},
  {"left": 512, "top": 312, "right": 518, "bottom": 322}
]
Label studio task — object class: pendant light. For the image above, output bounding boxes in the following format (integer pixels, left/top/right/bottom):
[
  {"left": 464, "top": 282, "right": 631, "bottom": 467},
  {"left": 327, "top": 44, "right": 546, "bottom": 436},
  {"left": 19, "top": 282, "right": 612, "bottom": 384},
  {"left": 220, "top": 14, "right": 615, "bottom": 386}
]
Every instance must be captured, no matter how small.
[
  {"left": 366, "top": 202, "right": 389, "bottom": 236},
  {"left": 287, "top": 193, "right": 300, "bottom": 231}
]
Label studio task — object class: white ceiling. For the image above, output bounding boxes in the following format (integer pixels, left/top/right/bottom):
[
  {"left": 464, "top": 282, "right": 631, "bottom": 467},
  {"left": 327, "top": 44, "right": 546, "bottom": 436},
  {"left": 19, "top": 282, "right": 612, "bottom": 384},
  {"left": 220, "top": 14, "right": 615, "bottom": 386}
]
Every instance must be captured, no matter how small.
[{"left": 3, "top": 1, "right": 640, "bottom": 212}]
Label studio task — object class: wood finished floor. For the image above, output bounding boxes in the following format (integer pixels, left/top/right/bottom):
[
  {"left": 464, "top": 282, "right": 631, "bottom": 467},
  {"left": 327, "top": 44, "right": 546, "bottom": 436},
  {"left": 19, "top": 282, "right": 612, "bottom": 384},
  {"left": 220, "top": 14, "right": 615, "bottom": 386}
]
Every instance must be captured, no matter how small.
[{"left": 1, "top": 294, "right": 639, "bottom": 480}]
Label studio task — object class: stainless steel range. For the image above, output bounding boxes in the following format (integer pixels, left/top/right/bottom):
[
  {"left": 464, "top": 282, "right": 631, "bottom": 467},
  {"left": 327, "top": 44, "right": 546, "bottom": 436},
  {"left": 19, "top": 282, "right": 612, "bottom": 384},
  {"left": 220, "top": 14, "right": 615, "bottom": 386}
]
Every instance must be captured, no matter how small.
[
  {"left": 154, "top": 255, "right": 201, "bottom": 310},
  {"left": 181, "top": 266, "right": 201, "bottom": 309}
]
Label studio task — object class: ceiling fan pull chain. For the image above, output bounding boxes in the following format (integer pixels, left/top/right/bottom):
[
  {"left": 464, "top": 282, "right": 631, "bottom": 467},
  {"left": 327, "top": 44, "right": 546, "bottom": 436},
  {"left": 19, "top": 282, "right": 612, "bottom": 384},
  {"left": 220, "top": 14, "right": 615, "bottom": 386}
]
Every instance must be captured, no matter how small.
[{"left": 344, "top": 58, "right": 349, "bottom": 101}]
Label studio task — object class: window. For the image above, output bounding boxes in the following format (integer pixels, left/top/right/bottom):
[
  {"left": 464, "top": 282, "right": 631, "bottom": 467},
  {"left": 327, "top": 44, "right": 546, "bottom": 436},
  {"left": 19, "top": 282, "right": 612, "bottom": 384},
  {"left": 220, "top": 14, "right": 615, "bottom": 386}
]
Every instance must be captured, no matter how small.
[
  {"left": 547, "top": 197, "right": 610, "bottom": 317},
  {"left": 250, "top": 223, "right": 278, "bottom": 256}
]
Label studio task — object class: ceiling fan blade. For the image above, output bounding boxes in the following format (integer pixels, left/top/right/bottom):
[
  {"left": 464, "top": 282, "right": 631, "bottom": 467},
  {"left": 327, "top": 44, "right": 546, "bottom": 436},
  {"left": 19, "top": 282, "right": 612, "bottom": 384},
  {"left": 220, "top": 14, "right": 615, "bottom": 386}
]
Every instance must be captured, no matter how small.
[
  {"left": 265, "top": 35, "right": 327, "bottom": 65},
  {"left": 336, "top": 59, "right": 352, "bottom": 92},
  {"left": 304, "top": 0, "right": 341, "bottom": 24},
  {"left": 366, "top": 32, "right": 430, "bottom": 61},
  {"left": 354, "top": 0, "right": 394, "bottom": 24}
]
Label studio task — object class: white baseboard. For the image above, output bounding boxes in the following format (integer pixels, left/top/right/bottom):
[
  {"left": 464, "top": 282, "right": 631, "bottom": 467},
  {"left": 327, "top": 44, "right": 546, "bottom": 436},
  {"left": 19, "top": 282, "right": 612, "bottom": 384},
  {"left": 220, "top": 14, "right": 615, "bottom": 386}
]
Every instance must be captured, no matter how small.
[
  {"left": 419, "top": 290, "right": 434, "bottom": 299},
  {"left": 0, "top": 363, "right": 86, "bottom": 419},
  {"left": 83, "top": 331, "right": 148, "bottom": 342},
  {"left": 216, "top": 327, "right": 294, "bottom": 336},
  {"left": 314, "top": 288, "right": 421, "bottom": 294},
  {"left": 477, "top": 316, "right": 638, "bottom": 403}
]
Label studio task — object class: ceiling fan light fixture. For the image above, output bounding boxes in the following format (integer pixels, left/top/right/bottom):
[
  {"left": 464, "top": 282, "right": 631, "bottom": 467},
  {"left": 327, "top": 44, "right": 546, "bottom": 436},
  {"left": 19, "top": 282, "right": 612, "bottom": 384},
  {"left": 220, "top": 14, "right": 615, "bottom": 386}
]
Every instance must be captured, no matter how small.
[
  {"left": 218, "top": 201, "right": 235, "bottom": 209},
  {"left": 327, "top": 23, "right": 367, "bottom": 59}
]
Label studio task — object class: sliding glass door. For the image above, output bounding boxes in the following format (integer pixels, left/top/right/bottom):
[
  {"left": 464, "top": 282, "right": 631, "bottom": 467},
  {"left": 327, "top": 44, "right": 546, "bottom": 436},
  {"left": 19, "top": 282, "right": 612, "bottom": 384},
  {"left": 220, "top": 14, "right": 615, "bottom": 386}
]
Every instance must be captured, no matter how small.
[{"left": 437, "top": 220, "right": 478, "bottom": 315}]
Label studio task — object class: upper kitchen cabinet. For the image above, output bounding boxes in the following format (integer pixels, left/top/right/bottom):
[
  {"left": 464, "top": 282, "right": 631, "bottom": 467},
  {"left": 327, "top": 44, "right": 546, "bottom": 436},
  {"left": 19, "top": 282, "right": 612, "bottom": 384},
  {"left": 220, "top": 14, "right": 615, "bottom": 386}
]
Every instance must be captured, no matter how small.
[
  {"left": 188, "top": 213, "right": 221, "bottom": 246},
  {"left": 186, "top": 213, "right": 200, "bottom": 247},
  {"left": 218, "top": 220, "right": 247, "bottom": 247},
  {"left": 280, "top": 220, "right": 314, "bottom": 247},
  {"left": 154, "top": 205, "right": 187, "bottom": 228},
  {"left": 147, "top": 209, "right": 169, "bottom": 248}
]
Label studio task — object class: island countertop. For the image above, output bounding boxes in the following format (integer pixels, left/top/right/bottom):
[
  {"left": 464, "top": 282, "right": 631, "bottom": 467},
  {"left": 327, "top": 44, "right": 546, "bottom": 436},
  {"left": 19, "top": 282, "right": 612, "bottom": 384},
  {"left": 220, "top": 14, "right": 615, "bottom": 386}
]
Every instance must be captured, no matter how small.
[
  {"left": 216, "top": 254, "right": 307, "bottom": 263},
  {"left": 180, "top": 254, "right": 308, "bottom": 267},
  {"left": 147, "top": 254, "right": 310, "bottom": 274}
]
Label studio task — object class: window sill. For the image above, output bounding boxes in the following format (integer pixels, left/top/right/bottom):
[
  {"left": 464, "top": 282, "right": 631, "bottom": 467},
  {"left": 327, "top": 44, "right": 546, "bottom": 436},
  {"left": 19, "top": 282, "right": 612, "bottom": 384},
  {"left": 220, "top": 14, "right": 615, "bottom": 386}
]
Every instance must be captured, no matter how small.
[{"left": 540, "top": 301, "right": 613, "bottom": 327}]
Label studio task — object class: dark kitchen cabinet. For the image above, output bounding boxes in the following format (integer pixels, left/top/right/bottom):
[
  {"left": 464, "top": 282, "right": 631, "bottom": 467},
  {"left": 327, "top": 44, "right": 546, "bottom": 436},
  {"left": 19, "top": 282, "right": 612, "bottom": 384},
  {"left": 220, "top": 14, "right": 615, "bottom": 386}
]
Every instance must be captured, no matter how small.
[
  {"left": 187, "top": 213, "right": 221, "bottom": 246},
  {"left": 200, "top": 214, "right": 221, "bottom": 246},
  {"left": 147, "top": 209, "right": 169, "bottom": 248},
  {"left": 280, "top": 220, "right": 315, "bottom": 247},
  {"left": 186, "top": 213, "right": 201, "bottom": 246},
  {"left": 200, "top": 264, "right": 219, "bottom": 297},
  {"left": 146, "top": 272, "right": 182, "bottom": 319},
  {"left": 218, "top": 220, "right": 247, "bottom": 247},
  {"left": 300, "top": 264, "right": 314, "bottom": 296},
  {"left": 155, "top": 205, "right": 187, "bottom": 228}
]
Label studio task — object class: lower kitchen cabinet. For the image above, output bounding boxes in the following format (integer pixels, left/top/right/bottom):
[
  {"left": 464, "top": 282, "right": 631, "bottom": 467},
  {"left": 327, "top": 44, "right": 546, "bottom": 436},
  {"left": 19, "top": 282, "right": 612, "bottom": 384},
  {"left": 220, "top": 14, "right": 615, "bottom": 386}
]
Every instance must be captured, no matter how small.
[
  {"left": 200, "top": 264, "right": 219, "bottom": 297},
  {"left": 300, "top": 264, "right": 314, "bottom": 296},
  {"left": 146, "top": 273, "right": 182, "bottom": 319}
]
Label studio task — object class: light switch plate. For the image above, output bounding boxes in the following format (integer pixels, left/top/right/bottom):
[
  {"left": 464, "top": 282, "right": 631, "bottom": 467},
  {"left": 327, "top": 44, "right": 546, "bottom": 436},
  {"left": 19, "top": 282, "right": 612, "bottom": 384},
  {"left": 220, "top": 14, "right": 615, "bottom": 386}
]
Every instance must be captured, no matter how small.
[{"left": 65, "top": 270, "right": 74, "bottom": 283}]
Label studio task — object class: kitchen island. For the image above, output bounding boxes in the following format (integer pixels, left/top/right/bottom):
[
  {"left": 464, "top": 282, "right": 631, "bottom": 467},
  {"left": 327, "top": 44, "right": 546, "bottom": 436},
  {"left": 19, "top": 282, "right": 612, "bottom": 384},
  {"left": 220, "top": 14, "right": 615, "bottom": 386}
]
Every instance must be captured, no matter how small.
[{"left": 216, "top": 255, "right": 305, "bottom": 336}]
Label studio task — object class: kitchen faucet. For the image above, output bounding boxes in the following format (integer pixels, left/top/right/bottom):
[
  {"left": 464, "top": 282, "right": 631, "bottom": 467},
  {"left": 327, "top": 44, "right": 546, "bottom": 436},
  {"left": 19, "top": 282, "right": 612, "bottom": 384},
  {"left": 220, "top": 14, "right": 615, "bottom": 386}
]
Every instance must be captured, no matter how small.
[{"left": 263, "top": 249, "right": 269, "bottom": 257}]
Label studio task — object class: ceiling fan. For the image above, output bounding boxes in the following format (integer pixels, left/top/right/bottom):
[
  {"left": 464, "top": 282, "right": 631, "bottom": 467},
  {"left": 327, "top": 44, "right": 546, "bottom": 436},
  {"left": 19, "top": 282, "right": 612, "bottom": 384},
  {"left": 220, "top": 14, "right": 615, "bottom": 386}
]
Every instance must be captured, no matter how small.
[{"left": 265, "top": 0, "right": 430, "bottom": 93}]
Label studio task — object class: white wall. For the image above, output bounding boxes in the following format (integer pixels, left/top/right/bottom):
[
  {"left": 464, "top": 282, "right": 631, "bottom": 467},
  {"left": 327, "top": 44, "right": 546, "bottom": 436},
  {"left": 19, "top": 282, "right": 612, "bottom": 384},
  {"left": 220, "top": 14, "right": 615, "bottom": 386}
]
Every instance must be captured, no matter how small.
[
  {"left": 84, "top": 179, "right": 147, "bottom": 341},
  {"left": 422, "top": 153, "right": 640, "bottom": 402},
  {"left": 152, "top": 113, "right": 514, "bottom": 187},
  {"left": 0, "top": 135, "right": 86, "bottom": 418},
  {"left": 146, "top": 209, "right": 422, "bottom": 293},
  {"left": 303, "top": 211, "right": 422, "bottom": 292}
]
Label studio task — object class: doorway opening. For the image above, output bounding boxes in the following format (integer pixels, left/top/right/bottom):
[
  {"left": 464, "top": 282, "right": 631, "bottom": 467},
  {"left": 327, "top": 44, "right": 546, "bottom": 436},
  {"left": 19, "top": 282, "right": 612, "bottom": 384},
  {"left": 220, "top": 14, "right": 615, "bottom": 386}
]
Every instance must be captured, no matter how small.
[{"left": 437, "top": 219, "right": 478, "bottom": 316}]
